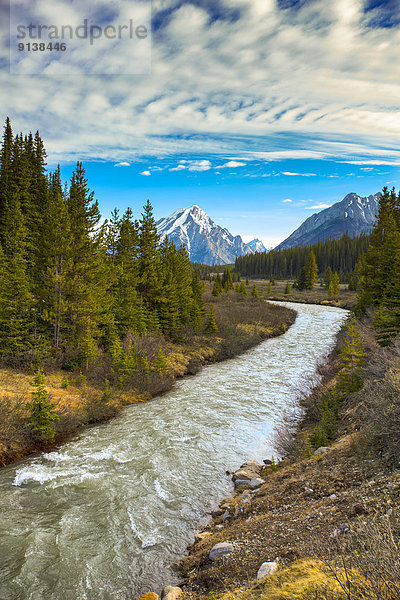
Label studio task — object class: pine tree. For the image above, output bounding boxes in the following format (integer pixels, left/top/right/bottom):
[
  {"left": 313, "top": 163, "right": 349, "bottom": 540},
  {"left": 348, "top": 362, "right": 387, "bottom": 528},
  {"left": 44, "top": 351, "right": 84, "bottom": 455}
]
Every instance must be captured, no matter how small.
[
  {"left": 296, "top": 266, "right": 308, "bottom": 291},
  {"left": 223, "top": 268, "right": 233, "bottom": 292},
  {"left": 204, "top": 305, "right": 218, "bottom": 333},
  {"left": 284, "top": 282, "right": 290, "bottom": 294},
  {"left": 137, "top": 200, "right": 162, "bottom": 331},
  {"left": 324, "top": 266, "right": 333, "bottom": 289},
  {"left": 305, "top": 250, "right": 318, "bottom": 289},
  {"left": 336, "top": 318, "right": 366, "bottom": 396},
  {"left": 65, "top": 162, "right": 110, "bottom": 367},
  {"left": 239, "top": 281, "right": 248, "bottom": 296},
  {"left": 26, "top": 369, "right": 59, "bottom": 443},
  {"left": 328, "top": 272, "right": 340, "bottom": 297},
  {"left": 251, "top": 283, "right": 259, "bottom": 297}
]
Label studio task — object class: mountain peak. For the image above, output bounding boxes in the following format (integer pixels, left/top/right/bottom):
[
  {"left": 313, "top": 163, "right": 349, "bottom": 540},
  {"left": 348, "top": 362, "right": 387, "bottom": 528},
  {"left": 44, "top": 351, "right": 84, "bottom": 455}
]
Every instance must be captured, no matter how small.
[
  {"left": 156, "top": 206, "right": 255, "bottom": 265},
  {"left": 277, "top": 191, "right": 381, "bottom": 250},
  {"left": 247, "top": 238, "right": 267, "bottom": 253}
]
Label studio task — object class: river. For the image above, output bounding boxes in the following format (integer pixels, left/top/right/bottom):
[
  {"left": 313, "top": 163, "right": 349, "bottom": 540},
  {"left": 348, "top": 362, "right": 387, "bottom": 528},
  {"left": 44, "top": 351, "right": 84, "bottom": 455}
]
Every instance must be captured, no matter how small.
[{"left": 0, "top": 302, "right": 348, "bottom": 600}]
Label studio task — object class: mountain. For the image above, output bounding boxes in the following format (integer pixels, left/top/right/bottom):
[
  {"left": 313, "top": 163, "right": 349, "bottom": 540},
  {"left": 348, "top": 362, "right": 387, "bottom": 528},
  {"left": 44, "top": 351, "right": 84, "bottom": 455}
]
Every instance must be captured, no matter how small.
[
  {"left": 277, "top": 192, "right": 381, "bottom": 249},
  {"left": 156, "top": 205, "right": 255, "bottom": 265},
  {"left": 247, "top": 238, "right": 267, "bottom": 253}
]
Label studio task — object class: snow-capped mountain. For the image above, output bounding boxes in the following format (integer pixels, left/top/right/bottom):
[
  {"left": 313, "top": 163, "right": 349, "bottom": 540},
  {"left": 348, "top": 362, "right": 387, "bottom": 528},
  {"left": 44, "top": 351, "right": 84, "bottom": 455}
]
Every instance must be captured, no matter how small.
[
  {"left": 247, "top": 238, "right": 267, "bottom": 253},
  {"left": 156, "top": 205, "right": 255, "bottom": 265},
  {"left": 277, "top": 192, "right": 381, "bottom": 249}
]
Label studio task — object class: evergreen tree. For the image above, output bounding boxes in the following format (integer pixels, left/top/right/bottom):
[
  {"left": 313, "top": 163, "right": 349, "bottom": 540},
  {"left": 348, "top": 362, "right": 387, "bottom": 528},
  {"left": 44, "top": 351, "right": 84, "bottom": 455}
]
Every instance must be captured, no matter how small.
[
  {"left": 336, "top": 318, "right": 366, "bottom": 396},
  {"left": 239, "top": 281, "right": 248, "bottom": 296},
  {"left": 296, "top": 266, "right": 308, "bottom": 291},
  {"left": 223, "top": 268, "right": 233, "bottom": 292},
  {"left": 251, "top": 283, "right": 259, "bottom": 297},
  {"left": 26, "top": 369, "right": 59, "bottom": 443},
  {"left": 284, "top": 282, "right": 290, "bottom": 294},
  {"left": 204, "top": 305, "right": 218, "bottom": 333},
  {"left": 65, "top": 162, "right": 110, "bottom": 367},
  {"left": 324, "top": 266, "right": 333, "bottom": 289},
  {"left": 305, "top": 250, "right": 318, "bottom": 289},
  {"left": 328, "top": 272, "right": 340, "bottom": 297},
  {"left": 138, "top": 200, "right": 161, "bottom": 331}
]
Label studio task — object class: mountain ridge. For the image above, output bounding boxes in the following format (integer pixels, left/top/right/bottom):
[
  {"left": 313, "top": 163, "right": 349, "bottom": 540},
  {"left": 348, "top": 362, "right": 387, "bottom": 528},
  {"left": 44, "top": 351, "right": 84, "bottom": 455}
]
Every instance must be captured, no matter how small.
[
  {"left": 156, "top": 205, "right": 256, "bottom": 265},
  {"left": 277, "top": 192, "right": 381, "bottom": 249}
]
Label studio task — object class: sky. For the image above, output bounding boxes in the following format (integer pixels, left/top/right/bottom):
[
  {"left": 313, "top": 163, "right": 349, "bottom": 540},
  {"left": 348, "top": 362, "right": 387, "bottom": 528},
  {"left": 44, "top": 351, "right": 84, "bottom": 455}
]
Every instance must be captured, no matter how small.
[{"left": 2, "top": 0, "right": 400, "bottom": 247}]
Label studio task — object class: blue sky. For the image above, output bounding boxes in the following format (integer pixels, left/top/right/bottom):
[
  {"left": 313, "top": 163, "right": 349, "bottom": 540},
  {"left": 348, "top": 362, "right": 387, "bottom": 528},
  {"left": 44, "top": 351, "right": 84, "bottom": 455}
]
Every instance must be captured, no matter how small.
[{"left": 2, "top": 0, "right": 400, "bottom": 246}]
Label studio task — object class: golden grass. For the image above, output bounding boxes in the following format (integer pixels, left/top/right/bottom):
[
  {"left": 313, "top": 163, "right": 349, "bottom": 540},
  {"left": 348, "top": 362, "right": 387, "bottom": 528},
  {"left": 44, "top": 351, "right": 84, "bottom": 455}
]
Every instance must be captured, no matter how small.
[{"left": 210, "top": 559, "right": 344, "bottom": 600}]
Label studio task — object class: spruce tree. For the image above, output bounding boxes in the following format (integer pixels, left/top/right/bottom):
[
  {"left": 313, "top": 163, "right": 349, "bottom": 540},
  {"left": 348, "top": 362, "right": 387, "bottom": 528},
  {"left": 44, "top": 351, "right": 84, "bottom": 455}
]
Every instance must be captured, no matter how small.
[
  {"left": 26, "top": 369, "right": 59, "bottom": 443},
  {"left": 65, "top": 162, "right": 110, "bottom": 367},
  {"left": 204, "top": 305, "right": 218, "bottom": 333},
  {"left": 336, "top": 318, "right": 366, "bottom": 396},
  {"left": 251, "top": 283, "right": 258, "bottom": 297},
  {"left": 305, "top": 250, "right": 318, "bottom": 289}
]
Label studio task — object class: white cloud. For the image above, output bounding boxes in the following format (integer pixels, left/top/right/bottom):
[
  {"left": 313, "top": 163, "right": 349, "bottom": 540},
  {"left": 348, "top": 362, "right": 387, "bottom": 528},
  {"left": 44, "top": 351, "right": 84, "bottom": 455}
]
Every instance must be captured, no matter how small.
[
  {"left": 187, "top": 160, "right": 212, "bottom": 172},
  {"left": 140, "top": 170, "right": 151, "bottom": 176},
  {"left": 169, "top": 164, "right": 186, "bottom": 171},
  {"left": 217, "top": 160, "right": 246, "bottom": 168},
  {"left": 2, "top": 0, "right": 400, "bottom": 164},
  {"left": 114, "top": 161, "right": 130, "bottom": 167},
  {"left": 282, "top": 172, "right": 317, "bottom": 177},
  {"left": 306, "top": 203, "right": 332, "bottom": 210},
  {"left": 282, "top": 198, "right": 293, "bottom": 203}
]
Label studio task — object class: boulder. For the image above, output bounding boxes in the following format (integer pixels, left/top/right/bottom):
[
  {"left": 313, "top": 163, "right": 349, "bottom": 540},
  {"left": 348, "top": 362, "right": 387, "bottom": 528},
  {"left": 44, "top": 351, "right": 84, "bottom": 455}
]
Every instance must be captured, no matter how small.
[
  {"left": 211, "top": 509, "right": 223, "bottom": 518},
  {"left": 161, "top": 587, "right": 182, "bottom": 600},
  {"left": 209, "top": 542, "right": 234, "bottom": 561},
  {"left": 313, "top": 446, "right": 330, "bottom": 457},
  {"left": 249, "top": 478, "right": 265, "bottom": 489},
  {"left": 257, "top": 561, "right": 279, "bottom": 580},
  {"left": 234, "top": 479, "right": 252, "bottom": 489},
  {"left": 137, "top": 594, "right": 159, "bottom": 600},
  {"left": 232, "top": 469, "right": 254, "bottom": 482},
  {"left": 240, "top": 460, "right": 262, "bottom": 472},
  {"left": 195, "top": 532, "right": 211, "bottom": 543}
]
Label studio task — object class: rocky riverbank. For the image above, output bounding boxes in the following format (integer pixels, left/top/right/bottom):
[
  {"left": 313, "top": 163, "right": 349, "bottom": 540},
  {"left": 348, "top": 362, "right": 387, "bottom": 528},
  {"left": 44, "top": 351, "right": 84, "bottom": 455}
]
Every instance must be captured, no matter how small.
[{"left": 172, "top": 314, "right": 400, "bottom": 600}]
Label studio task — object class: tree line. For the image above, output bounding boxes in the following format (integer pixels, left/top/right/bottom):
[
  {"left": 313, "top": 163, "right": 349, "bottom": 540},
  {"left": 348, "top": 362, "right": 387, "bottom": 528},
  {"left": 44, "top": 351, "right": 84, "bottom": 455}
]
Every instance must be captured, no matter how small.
[
  {"left": 357, "top": 186, "right": 400, "bottom": 345},
  {"left": 0, "top": 118, "right": 204, "bottom": 368},
  {"left": 234, "top": 233, "right": 370, "bottom": 282}
]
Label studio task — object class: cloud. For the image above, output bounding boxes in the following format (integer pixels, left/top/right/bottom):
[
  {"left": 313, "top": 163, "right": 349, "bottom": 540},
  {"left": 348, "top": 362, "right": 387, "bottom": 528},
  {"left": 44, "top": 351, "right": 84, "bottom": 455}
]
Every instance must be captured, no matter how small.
[
  {"left": 2, "top": 0, "right": 400, "bottom": 165},
  {"left": 306, "top": 204, "right": 332, "bottom": 210},
  {"left": 217, "top": 160, "right": 246, "bottom": 168},
  {"left": 282, "top": 172, "right": 317, "bottom": 177},
  {"left": 114, "top": 161, "right": 130, "bottom": 167},
  {"left": 140, "top": 170, "right": 151, "bottom": 176},
  {"left": 169, "top": 164, "right": 186, "bottom": 171},
  {"left": 282, "top": 198, "right": 293, "bottom": 203},
  {"left": 187, "top": 160, "right": 212, "bottom": 172}
]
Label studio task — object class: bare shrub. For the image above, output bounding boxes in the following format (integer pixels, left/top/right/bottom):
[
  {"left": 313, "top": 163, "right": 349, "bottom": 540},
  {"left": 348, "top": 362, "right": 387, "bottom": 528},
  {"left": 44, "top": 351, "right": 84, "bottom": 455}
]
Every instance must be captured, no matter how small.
[{"left": 312, "top": 516, "right": 400, "bottom": 600}]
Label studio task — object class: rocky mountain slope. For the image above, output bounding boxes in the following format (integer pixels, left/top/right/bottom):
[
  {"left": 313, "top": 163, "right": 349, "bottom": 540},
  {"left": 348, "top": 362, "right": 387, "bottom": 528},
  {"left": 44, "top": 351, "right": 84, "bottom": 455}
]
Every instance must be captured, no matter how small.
[
  {"left": 156, "top": 205, "right": 255, "bottom": 265},
  {"left": 278, "top": 192, "right": 381, "bottom": 249},
  {"left": 247, "top": 238, "right": 267, "bottom": 253}
]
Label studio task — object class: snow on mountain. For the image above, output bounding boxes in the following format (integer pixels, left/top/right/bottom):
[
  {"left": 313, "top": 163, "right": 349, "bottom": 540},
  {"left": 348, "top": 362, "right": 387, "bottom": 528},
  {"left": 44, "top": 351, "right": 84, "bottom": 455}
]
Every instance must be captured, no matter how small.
[
  {"left": 247, "top": 238, "right": 267, "bottom": 253},
  {"left": 277, "top": 192, "right": 381, "bottom": 250},
  {"left": 156, "top": 205, "right": 255, "bottom": 265}
]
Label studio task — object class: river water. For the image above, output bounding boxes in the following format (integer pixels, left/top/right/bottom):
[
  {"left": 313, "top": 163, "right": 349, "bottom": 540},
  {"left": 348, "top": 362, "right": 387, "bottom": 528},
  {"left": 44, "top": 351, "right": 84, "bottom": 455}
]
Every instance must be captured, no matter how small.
[{"left": 0, "top": 302, "right": 347, "bottom": 600}]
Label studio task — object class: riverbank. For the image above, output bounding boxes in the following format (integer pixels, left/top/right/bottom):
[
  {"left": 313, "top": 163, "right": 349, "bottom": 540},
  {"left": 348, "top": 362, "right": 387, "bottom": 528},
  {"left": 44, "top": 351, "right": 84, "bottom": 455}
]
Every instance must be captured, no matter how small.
[
  {"left": 254, "top": 279, "right": 357, "bottom": 310},
  {"left": 0, "top": 295, "right": 296, "bottom": 467},
  {"left": 178, "top": 314, "right": 400, "bottom": 599}
]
